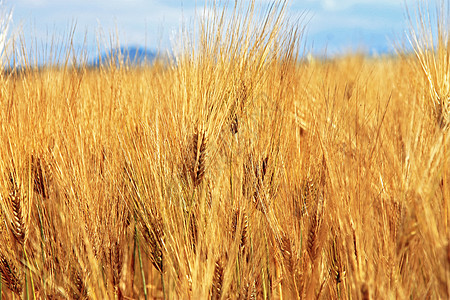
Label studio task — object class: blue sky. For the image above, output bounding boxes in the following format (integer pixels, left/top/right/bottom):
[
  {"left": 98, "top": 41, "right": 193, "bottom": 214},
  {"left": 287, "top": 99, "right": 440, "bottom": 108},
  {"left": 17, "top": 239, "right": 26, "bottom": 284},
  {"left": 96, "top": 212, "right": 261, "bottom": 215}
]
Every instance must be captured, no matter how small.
[{"left": 6, "top": 0, "right": 439, "bottom": 58}]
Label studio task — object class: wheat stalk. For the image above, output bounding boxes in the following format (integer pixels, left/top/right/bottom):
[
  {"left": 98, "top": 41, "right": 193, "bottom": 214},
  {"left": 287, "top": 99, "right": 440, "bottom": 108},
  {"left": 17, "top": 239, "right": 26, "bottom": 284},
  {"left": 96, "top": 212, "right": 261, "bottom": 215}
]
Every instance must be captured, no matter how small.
[{"left": 408, "top": 0, "right": 450, "bottom": 130}]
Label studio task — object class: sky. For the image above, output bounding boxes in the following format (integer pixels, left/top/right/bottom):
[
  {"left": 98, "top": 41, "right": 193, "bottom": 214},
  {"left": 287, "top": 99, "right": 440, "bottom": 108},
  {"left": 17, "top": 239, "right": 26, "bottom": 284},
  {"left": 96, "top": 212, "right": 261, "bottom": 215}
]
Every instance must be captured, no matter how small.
[{"left": 4, "top": 0, "right": 441, "bottom": 60}]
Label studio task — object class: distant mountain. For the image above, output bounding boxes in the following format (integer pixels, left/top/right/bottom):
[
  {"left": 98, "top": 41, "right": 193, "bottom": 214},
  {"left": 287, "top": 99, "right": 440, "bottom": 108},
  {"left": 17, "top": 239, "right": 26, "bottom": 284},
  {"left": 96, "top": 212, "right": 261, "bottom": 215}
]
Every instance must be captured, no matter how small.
[{"left": 91, "top": 46, "right": 159, "bottom": 67}]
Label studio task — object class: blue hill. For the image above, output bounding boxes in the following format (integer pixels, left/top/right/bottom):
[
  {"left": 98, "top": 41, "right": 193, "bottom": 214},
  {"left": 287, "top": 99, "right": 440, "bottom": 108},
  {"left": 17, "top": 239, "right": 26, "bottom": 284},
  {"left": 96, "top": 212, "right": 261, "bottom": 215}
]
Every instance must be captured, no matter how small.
[{"left": 92, "top": 46, "right": 159, "bottom": 66}]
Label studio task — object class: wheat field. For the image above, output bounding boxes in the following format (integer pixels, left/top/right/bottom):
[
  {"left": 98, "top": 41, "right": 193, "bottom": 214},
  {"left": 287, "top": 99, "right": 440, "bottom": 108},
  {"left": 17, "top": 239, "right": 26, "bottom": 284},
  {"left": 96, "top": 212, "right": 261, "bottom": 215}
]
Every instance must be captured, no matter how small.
[{"left": 0, "top": 1, "right": 448, "bottom": 299}]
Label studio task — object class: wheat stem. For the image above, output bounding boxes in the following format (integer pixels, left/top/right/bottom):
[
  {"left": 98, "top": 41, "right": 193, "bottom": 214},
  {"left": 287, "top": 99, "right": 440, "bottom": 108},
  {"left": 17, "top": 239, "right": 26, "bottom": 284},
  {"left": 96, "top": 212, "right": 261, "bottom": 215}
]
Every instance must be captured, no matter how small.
[
  {"left": 230, "top": 138, "right": 234, "bottom": 205},
  {"left": 136, "top": 227, "right": 148, "bottom": 300},
  {"left": 161, "top": 271, "right": 166, "bottom": 300},
  {"left": 444, "top": 134, "right": 448, "bottom": 235},
  {"left": 24, "top": 258, "right": 28, "bottom": 300},
  {"left": 23, "top": 248, "right": 35, "bottom": 300},
  {"left": 36, "top": 203, "right": 46, "bottom": 293}
]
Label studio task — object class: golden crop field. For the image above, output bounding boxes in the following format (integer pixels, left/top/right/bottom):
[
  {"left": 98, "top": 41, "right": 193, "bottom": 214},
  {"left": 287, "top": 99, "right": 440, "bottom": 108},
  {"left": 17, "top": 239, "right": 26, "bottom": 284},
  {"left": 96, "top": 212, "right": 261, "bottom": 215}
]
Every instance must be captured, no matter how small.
[{"left": 0, "top": 1, "right": 448, "bottom": 299}]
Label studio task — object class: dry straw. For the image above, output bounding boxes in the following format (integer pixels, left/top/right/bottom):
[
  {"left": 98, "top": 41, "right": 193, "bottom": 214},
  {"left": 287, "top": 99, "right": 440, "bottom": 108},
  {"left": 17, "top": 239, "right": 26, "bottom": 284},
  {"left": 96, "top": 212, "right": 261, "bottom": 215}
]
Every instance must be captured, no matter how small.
[{"left": 409, "top": 0, "right": 450, "bottom": 130}]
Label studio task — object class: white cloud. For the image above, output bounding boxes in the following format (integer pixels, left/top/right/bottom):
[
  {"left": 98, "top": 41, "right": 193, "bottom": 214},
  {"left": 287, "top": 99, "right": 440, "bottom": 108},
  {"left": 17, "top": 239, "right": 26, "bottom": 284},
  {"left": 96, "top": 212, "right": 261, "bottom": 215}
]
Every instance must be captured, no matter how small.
[
  {"left": 13, "top": 0, "right": 49, "bottom": 5},
  {"left": 306, "top": 0, "right": 416, "bottom": 11}
]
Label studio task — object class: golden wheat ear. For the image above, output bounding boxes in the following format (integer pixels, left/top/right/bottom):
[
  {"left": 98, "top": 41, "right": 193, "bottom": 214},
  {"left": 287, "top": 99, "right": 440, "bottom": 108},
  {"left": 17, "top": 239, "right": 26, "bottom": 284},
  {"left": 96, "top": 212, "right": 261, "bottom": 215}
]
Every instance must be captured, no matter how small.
[
  {"left": 242, "top": 153, "right": 270, "bottom": 212},
  {"left": 211, "top": 258, "right": 224, "bottom": 300},
  {"left": 360, "top": 282, "right": 370, "bottom": 300},
  {"left": 280, "top": 231, "right": 296, "bottom": 274},
  {"left": 183, "top": 129, "right": 208, "bottom": 188},
  {"left": 31, "top": 154, "right": 51, "bottom": 199},
  {"left": 235, "top": 210, "right": 249, "bottom": 252},
  {"left": 0, "top": 253, "right": 22, "bottom": 296},
  {"left": 70, "top": 267, "right": 88, "bottom": 300},
  {"left": 138, "top": 212, "right": 164, "bottom": 273},
  {"left": 230, "top": 114, "right": 239, "bottom": 135},
  {"left": 307, "top": 210, "right": 319, "bottom": 262},
  {"left": 7, "top": 170, "right": 27, "bottom": 246},
  {"left": 327, "top": 231, "right": 346, "bottom": 286}
]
